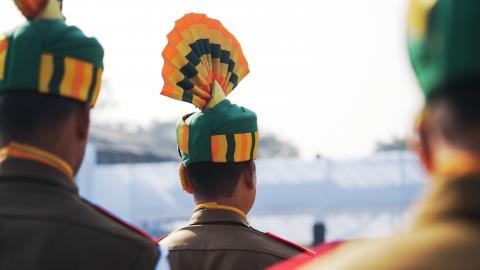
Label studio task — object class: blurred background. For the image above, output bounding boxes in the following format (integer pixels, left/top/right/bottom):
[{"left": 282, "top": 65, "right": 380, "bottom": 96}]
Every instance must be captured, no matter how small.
[{"left": 1, "top": 0, "right": 427, "bottom": 246}]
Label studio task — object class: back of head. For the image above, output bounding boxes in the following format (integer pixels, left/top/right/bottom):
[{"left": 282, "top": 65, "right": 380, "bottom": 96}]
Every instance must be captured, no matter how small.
[
  {"left": 0, "top": 92, "right": 85, "bottom": 145},
  {"left": 427, "top": 80, "right": 480, "bottom": 151},
  {"left": 187, "top": 161, "right": 254, "bottom": 201}
]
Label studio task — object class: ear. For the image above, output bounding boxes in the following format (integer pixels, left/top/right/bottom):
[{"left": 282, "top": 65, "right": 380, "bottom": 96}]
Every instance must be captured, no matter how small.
[
  {"left": 74, "top": 105, "right": 90, "bottom": 142},
  {"left": 414, "top": 112, "right": 434, "bottom": 173},
  {"left": 179, "top": 165, "right": 193, "bottom": 194}
]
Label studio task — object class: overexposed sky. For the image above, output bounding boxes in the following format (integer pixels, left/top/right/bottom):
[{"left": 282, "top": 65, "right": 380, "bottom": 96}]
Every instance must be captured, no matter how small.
[{"left": 1, "top": 0, "right": 423, "bottom": 159}]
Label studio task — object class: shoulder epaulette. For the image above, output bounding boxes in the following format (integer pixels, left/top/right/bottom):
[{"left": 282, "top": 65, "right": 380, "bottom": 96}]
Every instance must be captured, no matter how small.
[
  {"left": 264, "top": 232, "right": 316, "bottom": 256},
  {"left": 83, "top": 199, "right": 158, "bottom": 243}
]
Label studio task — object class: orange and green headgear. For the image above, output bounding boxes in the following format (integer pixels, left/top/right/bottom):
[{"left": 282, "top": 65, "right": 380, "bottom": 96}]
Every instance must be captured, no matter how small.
[
  {"left": 407, "top": 0, "right": 480, "bottom": 99},
  {"left": 161, "top": 13, "right": 258, "bottom": 168},
  {"left": 0, "top": 0, "right": 104, "bottom": 106}
]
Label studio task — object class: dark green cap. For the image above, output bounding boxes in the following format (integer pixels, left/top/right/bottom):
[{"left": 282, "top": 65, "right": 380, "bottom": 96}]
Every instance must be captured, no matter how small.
[
  {"left": 407, "top": 0, "right": 480, "bottom": 98},
  {"left": 177, "top": 99, "right": 258, "bottom": 167},
  {"left": 0, "top": 19, "right": 104, "bottom": 105}
]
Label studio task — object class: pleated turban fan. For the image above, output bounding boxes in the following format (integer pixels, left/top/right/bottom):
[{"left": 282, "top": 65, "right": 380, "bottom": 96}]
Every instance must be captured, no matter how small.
[
  {"left": 161, "top": 13, "right": 258, "bottom": 167},
  {"left": 407, "top": 0, "right": 480, "bottom": 98},
  {"left": 0, "top": 0, "right": 104, "bottom": 106}
]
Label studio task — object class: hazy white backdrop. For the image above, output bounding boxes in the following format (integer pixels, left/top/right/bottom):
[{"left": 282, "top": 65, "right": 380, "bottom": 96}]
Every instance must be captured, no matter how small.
[{"left": 1, "top": 0, "right": 423, "bottom": 159}]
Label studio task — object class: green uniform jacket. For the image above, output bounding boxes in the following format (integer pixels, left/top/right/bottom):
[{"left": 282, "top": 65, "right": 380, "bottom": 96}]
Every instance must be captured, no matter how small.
[
  {"left": 0, "top": 158, "right": 160, "bottom": 270},
  {"left": 302, "top": 175, "right": 480, "bottom": 270},
  {"left": 160, "top": 208, "right": 304, "bottom": 270}
]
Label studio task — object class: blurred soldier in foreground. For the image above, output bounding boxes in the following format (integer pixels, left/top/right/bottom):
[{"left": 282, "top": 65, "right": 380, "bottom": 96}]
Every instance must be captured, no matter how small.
[
  {"left": 159, "top": 13, "right": 314, "bottom": 270},
  {"left": 0, "top": 1, "right": 162, "bottom": 269},
  {"left": 296, "top": 0, "right": 480, "bottom": 269}
]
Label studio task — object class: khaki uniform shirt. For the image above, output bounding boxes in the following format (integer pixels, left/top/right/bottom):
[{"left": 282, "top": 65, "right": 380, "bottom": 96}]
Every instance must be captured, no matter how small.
[
  {"left": 301, "top": 175, "right": 480, "bottom": 270},
  {"left": 0, "top": 158, "right": 161, "bottom": 270},
  {"left": 161, "top": 208, "right": 304, "bottom": 270}
]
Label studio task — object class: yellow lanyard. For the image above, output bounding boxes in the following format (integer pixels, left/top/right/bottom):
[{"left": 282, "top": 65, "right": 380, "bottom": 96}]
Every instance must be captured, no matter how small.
[
  {"left": 195, "top": 202, "right": 248, "bottom": 221},
  {"left": 0, "top": 142, "right": 74, "bottom": 180}
]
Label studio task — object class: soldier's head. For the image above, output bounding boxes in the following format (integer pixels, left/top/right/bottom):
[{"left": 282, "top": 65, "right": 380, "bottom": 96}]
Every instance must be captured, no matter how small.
[
  {"left": 160, "top": 14, "right": 258, "bottom": 212},
  {"left": 0, "top": 2, "right": 104, "bottom": 173},
  {"left": 408, "top": 0, "right": 480, "bottom": 175}
]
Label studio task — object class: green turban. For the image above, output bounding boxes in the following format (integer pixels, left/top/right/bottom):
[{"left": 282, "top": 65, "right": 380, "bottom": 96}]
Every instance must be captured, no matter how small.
[
  {"left": 177, "top": 99, "right": 258, "bottom": 167},
  {"left": 407, "top": 0, "right": 480, "bottom": 98},
  {"left": 0, "top": 19, "right": 104, "bottom": 105},
  {"left": 161, "top": 13, "right": 258, "bottom": 167}
]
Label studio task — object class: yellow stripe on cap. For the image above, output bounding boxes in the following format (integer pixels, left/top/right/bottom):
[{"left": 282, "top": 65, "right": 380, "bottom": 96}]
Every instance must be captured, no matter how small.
[
  {"left": 234, "top": 133, "right": 253, "bottom": 162},
  {"left": 408, "top": 0, "right": 438, "bottom": 38},
  {"left": 177, "top": 124, "right": 189, "bottom": 154},
  {"left": 60, "top": 57, "right": 76, "bottom": 97},
  {"left": 211, "top": 135, "right": 228, "bottom": 162},
  {"left": 0, "top": 37, "right": 8, "bottom": 81},
  {"left": 91, "top": 68, "right": 103, "bottom": 105},
  {"left": 243, "top": 133, "right": 252, "bottom": 161},
  {"left": 233, "top": 134, "right": 242, "bottom": 161},
  {"left": 78, "top": 62, "right": 94, "bottom": 101},
  {"left": 39, "top": 53, "right": 54, "bottom": 93}
]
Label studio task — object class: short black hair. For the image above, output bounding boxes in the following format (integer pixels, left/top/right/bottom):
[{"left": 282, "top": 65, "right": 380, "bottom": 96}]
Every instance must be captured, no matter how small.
[
  {"left": 186, "top": 160, "right": 254, "bottom": 200},
  {"left": 0, "top": 91, "right": 85, "bottom": 143},
  {"left": 427, "top": 78, "right": 480, "bottom": 149}
]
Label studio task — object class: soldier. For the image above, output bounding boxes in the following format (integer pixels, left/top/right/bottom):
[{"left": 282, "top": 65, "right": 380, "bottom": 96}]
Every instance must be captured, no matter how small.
[
  {"left": 158, "top": 13, "right": 314, "bottom": 270},
  {"left": 0, "top": 1, "right": 164, "bottom": 269},
  {"left": 295, "top": 0, "right": 480, "bottom": 269}
]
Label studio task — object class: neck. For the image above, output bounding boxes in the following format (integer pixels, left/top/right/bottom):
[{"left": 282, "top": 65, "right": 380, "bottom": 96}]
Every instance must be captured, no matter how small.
[
  {"left": 195, "top": 197, "right": 251, "bottom": 218},
  {"left": 432, "top": 147, "right": 480, "bottom": 180}
]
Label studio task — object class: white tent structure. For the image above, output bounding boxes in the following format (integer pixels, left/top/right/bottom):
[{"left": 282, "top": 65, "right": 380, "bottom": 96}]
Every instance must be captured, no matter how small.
[{"left": 76, "top": 145, "right": 427, "bottom": 244}]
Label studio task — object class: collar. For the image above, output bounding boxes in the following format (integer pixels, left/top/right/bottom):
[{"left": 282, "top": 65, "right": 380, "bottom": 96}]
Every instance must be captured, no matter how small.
[
  {"left": 414, "top": 174, "right": 480, "bottom": 229},
  {"left": 0, "top": 157, "right": 78, "bottom": 194},
  {"left": 190, "top": 202, "right": 249, "bottom": 227},
  {"left": 0, "top": 142, "right": 74, "bottom": 180}
]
